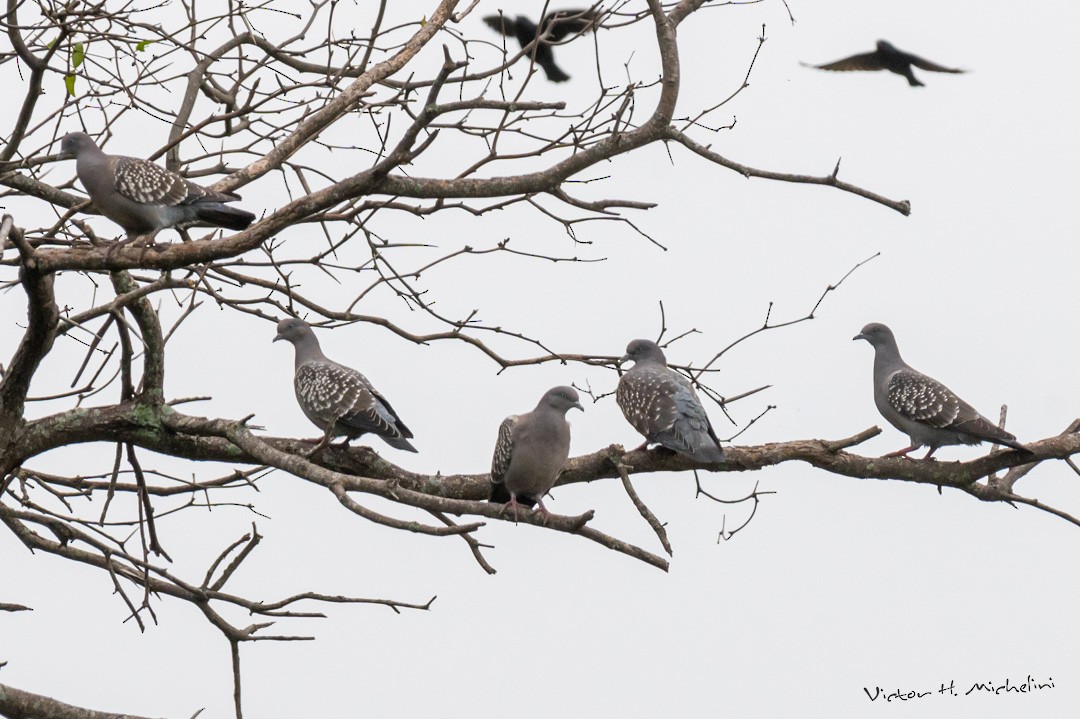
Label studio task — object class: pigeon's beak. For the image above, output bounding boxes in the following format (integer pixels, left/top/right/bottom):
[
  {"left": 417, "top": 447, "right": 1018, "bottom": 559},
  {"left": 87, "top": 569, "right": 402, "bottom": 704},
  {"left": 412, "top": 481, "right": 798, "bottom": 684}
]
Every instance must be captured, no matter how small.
[
  {"left": 572, "top": 401, "right": 584, "bottom": 412},
  {"left": 852, "top": 333, "right": 867, "bottom": 342},
  {"left": 273, "top": 332, "right": 285, "bottom": 343},
  {"left": 617, "top": 354, "right": 631, "bottom": 366}
]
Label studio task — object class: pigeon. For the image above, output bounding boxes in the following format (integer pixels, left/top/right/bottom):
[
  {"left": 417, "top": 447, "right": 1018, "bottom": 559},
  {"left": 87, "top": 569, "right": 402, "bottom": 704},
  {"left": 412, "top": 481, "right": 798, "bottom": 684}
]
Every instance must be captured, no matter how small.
[
  {"left": 483, "top": 8, "right": 598, "bottom": 82},
  {"left": 616, "top": 339, "right": 725, "bottom": 463},
  {"left": 273, "top": 318, "right": 417, "bottom": 452},
  {"left": 805, "top": 40, "right": 964, "bottom": 87},
  {"left": 853, "top": 323, "right": 1030, "bottom": 458},
  {"left": 489, "top": 386, "right": 583, "bottom": 520},
  {"left": 59, "top": 132, "right": 255, "bottom": 242}
]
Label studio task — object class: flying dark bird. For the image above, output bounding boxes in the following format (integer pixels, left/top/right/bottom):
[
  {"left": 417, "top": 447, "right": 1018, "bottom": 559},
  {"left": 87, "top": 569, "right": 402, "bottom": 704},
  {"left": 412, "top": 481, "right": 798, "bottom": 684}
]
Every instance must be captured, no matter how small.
[
  {"left": 854, "top": 323, "right": 1031, "bottom": 459},
  {"left": 616, "top": 339, "right": 725, "bottom": 463},
  {"left": 805, "top": 40, "right": 964, "bottom": 87},
  {"left": 274, "top": 318, "right": 418, "bottom": 452},
  {"left": 60, "top": 132, "right": 255, "bottom": 243},
  {"left": 489, "top": 386, "right": 583, "bottom": 520},
  {"left": 483, "top": 8, "right": 598, "bottom": 82}
]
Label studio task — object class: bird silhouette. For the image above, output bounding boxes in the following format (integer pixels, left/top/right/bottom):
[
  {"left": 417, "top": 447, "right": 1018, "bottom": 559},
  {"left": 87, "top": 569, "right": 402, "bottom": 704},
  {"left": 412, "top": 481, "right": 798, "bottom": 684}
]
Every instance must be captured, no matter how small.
[
  {"left": 483, "top": 8, "right": 598, "bottom": 82},
  {"left": 805, "top": 40, "right": 964, "bottom": 87}
]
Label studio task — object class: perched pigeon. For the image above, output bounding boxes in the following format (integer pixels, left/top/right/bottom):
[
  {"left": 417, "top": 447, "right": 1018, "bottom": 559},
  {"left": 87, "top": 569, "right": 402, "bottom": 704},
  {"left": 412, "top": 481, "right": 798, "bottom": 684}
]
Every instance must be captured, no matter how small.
[
  {"left": 805, "top": 40, "right": 964, "bottom": 87},
  {"left": 616, "top": 339, "right": 725, "bottom": 463},
  {"left": 854, "top": 323, "right": 1030, "bottom": 458},
  {"left": 273, "top": 318, "right": 417, "bottom": 452},
  {"left": 59, "top": 132, "right": 255, "bottom": 242},
  {"left": 489, "top": 386, "right": 583, "bottom": 519},
  {"left": 483, "top": 8, "right": 598, "bottom": 82}
]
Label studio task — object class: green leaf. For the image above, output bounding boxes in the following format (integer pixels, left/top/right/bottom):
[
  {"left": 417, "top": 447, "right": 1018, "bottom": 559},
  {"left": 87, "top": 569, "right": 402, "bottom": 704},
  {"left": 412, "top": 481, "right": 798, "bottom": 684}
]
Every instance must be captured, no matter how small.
[
  {"left": 64, "top": 74, "right": 76, "bottom": 96},
  {"left": 46, "top": 35, "right": 59, "bottom": 50},
  {"left": 72, "top": 42, "right": 85, "bottom": 68},
  {"left": 135, "top": 39, "right": 155, "bottom": 52}
]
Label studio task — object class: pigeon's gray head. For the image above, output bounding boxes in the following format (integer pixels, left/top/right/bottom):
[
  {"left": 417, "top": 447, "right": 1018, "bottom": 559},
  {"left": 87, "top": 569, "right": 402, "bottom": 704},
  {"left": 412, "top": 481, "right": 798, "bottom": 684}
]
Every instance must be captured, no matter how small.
[
  {"left": 853, "top": 322, "right": 896, "bottom": 348},
  {"left": 540, "top": 386, "right": 584, "bottom": 413},
  {"left": 620, "top": 339, "right": 667, "bottom": 367},
  {"left": 273, "top": 317, "right": 314, "bottom": 345},
  {"left": 876, "top": 40, "right": 896, "bottom": 53},
  {"left": 59, "top": 132, "right": 97, "bottom": 157}
]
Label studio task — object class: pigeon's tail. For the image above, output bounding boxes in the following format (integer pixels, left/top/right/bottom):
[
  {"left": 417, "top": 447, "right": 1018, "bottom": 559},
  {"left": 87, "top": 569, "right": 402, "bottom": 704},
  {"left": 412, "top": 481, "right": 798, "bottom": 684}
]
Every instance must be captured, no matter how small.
[
  {"left": 689, "top": 441, "right": 726, "bottom": 464},
  {"left": 380, "top": 434, "right": 419, "bottom": 453},
  {"left": 657, "top": 432, "right": 726, "bottom": 464},
  {"left": 964, "top": 419, "right": 1032, "bottom": 455},
  {"left": 196, "top": 203, "right": 256, "bottom": 231},
  {"left": 998, "top": 437, "right": 1035, "bottom": 456}
]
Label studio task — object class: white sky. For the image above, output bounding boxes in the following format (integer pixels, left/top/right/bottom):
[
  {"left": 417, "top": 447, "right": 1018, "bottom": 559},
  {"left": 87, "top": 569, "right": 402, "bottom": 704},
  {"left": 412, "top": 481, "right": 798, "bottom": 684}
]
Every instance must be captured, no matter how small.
[{"left": 2, "top": 1, "right": 1078, "bottom": 717}]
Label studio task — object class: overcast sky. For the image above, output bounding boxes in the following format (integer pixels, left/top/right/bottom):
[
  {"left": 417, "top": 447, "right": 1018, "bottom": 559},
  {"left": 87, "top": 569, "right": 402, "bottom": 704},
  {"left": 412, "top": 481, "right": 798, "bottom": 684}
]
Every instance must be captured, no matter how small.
[{"left": 2, "top": 1, "right": 1078, "bottom": 717}]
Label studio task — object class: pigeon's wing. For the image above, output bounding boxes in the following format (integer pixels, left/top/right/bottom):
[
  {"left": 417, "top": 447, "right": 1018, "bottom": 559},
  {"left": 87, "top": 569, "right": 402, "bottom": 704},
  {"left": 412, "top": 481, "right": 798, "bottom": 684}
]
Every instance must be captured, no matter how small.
[
  {"left": 891, "top": 368, "right": 1022, "bottom": 448},
  {"left": 906, "top": 53, "right": 964, "bottom": 74},
  {"left": 490, "top": 416, "right": 517, "bottom": 486},
  {"left": 112, "top": 156, "right": 192, "bottom": 206},
  {"left": 541, "top": 9, "right": 597, "bottom": 41},
  {"left": 812, "top": 51, "right": 886, "bottom": 72},
  {"left": 113, "top": 156, "right": 240, "bottom": 207},
  {"left": 295, "top": 363, "right": 389, "bottom": 435},
  {"left": 886, "top": 369, "right": 962, "bottom": 429}
]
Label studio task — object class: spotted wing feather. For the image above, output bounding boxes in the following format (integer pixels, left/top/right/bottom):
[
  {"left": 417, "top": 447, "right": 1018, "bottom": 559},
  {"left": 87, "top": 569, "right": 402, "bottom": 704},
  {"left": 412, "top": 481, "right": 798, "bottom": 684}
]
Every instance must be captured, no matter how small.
[
  {"left": 490, "top": 416, "right": 517, "bottom": 486},
  {"left": 113, "top": 156, "right": 241, "bottom": 207},
  {"left": 295, "top": 362, "right": 412, "bottom": 441},
  {"left": 886, "top": 369, "right": 961, "bottom": 428}
]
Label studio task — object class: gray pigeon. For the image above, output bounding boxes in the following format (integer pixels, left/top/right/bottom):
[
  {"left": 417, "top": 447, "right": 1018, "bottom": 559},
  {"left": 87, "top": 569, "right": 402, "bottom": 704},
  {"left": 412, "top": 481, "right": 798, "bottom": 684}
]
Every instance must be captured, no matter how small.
[
  {"left": 806, "top": 40, "right": 964, "bottom": 87},
  {"left": 59, "top": 132, "right": 255, "bottom": 242},
  {"left": 490, "top": 386, "right": 583, "bottom": 519},
  {"left": 273, "top": 318, "right": 417, "bottom": 452},
  {"left": 854, "top": 323, "right": 1030, "bottom": 458},
  {"left": 616, "top": 339, "right": 725, "bottom": 463}
]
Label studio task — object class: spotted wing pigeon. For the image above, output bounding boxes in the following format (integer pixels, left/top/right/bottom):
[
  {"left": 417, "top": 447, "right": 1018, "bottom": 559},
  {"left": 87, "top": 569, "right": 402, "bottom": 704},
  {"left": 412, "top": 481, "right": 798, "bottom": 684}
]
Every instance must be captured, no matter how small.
[
  {"left": 806, "top": 40, "right": 964, "bottom": 87},
  {"left": 59, "top": 132, "right": 255, "bottom": 241},
  {"left": 273, "top": 318, "right": 417, "bottom": 452},
  {"left": 854, "top": 323, "right": 1030, "bottom": 458},
  {"left": 489, "top": 386, "right": 582, "bottom": 519},
  {"left": 483, "top": 8, "right": 598, "bottom": 82},
  {"left": 616, "top": 339, "right": 725, "bottom": 463}
]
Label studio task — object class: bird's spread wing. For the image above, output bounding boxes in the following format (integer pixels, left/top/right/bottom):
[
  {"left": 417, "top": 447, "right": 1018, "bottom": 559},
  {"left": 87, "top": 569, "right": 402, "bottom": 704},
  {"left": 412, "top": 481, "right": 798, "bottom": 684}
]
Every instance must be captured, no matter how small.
[
  {"left": 906, "top": 54, "right": 963, "bottom": 74},
  {"left": 482, "top": 15, "right": 516, "bottom": 37},
  {"left": 541, "top": 9, "right": 597, "bottom": 41},
  {"left": 812, "top": 52, "right": 886, "bottom": 73},
  {"left": 490, "top": 416, "right": 517, "bottom": 485},
  {"left": 113, "top": 156, "right": 240, "bottom": 206},
  {"left": 887, "top": 369, "right": 961, "bottom": 428}
]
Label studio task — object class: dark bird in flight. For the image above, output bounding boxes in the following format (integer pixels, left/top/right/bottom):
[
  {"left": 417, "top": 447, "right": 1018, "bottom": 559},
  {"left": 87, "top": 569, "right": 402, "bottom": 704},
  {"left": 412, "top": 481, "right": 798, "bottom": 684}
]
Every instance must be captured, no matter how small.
[
  {"left": 853, "top": 323, "right": 1031, "bottom": 459},
  {"left": 805, "top": 40, "right": 964, "bottom": 87},
  {"left": 483, "top": 8, "right": 598, "bottom": 82}
]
